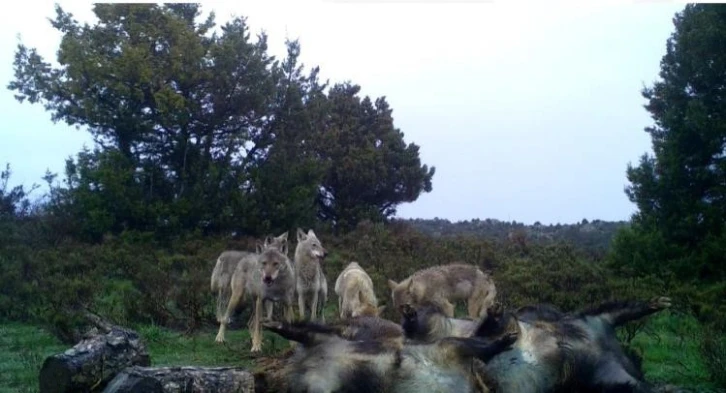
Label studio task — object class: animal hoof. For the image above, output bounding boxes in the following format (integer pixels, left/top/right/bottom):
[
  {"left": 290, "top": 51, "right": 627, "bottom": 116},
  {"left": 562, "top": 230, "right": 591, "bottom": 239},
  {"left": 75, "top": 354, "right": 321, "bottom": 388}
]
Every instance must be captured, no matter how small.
[{"left": 650, "top": 296, "right": 672, "bottom": 309}]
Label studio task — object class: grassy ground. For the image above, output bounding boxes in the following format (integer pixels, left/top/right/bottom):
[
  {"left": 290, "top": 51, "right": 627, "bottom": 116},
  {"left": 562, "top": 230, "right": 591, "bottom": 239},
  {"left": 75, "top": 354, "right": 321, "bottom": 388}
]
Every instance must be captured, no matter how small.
[{"left": 0, "top": 310, "right": 719, "bottom": 393}]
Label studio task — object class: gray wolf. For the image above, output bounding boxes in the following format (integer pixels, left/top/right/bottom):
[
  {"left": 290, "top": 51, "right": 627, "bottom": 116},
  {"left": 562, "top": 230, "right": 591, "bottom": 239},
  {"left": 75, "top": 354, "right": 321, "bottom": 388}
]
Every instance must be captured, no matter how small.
[
  {"left": 294, "top": 228, "right": 328, "bottom": 322},
  {"left": 245, "top": 246, "right": 297, "bottom": 353},
  {"left": 477, "top": 296, "right": 673, "bottom": 393},
  {"left": 212, "top": 232, "right": 289, "bottom": 344},
  {"left": 261, "top": 319, "right": 518, "bottom": 393},
  {"left": 334, "top": 261, "right": 382, "bottom": 319},
  {"left": 387, "top": 262, "right": 497, "bottom": 319}
]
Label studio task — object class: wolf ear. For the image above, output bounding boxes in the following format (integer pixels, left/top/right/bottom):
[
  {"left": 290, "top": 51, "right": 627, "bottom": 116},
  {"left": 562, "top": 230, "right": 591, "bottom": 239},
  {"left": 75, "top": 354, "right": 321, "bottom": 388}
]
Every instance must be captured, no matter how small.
[
  {"left": 407, "top": 279, "right": 414, "bottom": 291},
  {"left": 387, "top": 279, "right": 398, "bottom": 290},
  {"left": 307, "top": 229, "right": 317, "bottom": 238},
  {"left": 297, "top": 228, "right": 307, "bottom": 242},
  {"left": 255, "top": 241, "right": 264, "bottom": 254},
  {"left": 263, "top": 235, "right": 273, "bottom": 248},
  {"left": 277, "top": 231, "right": 289, "bottom": 242}
]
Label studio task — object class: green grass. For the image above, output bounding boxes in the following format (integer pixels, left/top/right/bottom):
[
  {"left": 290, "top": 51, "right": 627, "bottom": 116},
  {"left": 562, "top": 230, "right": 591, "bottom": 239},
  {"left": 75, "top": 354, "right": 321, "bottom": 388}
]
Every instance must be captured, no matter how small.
[
  {"left": 0, "top": 323, "right": 67, "bottom": 393},
  {"left": 0, "top": 310, "right": 719, "bottom": 393},
  {"left": 627, "top": 311, "right": 716, "bottom": 390}
]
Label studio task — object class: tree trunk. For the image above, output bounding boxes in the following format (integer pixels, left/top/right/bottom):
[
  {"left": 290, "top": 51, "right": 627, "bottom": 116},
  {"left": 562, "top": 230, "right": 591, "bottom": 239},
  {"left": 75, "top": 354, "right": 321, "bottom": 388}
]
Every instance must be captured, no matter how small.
[
  {"left": 102, "top": 366, "right": 255, "bottom": 393},
  {"left": 39, "top": 322, "right": 150, "bottom": 393}
]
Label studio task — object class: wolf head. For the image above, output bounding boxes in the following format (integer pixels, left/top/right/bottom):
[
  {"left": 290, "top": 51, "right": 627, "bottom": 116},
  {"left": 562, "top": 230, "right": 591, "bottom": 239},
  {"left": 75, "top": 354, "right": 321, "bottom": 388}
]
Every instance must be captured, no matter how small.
[
  {"left": 387, "top": 278, "right": 415, "bottom": 312},
  {"left": 256, "top": 231, "right": 289, "bottom": 255},
  {"left": 295, "top": 228, "right": 328, "bottom": 260},
  {"left": 258, "top": 247, "right": 291, "bottom": 286}
]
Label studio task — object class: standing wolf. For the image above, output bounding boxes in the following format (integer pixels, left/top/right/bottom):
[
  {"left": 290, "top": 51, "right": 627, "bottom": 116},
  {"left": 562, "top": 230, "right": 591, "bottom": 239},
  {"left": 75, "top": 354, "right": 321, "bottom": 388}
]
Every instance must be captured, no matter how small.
[
  {"left": 294, "top": 228, "right": 328, "bottom": 322},
  {"left": 334, "top": 261, "right": 382, "bottom": 319},
  {"left": 246, "top": 246, "right": 297, "bottom": 353},
  {"left": 387, "top": 263, "right": 497, "bottom": 319},
  {"left": 212, "top": 232, "right": 288, "bottom": 343}
]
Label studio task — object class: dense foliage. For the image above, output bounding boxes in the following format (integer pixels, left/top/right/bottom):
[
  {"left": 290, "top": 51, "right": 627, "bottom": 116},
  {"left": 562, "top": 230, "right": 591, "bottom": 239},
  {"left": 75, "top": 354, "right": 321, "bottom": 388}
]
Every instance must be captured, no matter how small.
[{"left": 8, "top": 3, "right": 434, "bottom": 239}]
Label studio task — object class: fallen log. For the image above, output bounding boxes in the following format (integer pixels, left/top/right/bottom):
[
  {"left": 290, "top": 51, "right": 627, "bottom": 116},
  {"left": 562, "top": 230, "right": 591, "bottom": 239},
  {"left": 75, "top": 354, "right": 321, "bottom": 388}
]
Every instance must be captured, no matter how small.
[
  {"left": 102, "top": 366, "right": 255, "bottom": 393},
  {"left": 39, "top": 321, "right": 150, "bottom": 393}
]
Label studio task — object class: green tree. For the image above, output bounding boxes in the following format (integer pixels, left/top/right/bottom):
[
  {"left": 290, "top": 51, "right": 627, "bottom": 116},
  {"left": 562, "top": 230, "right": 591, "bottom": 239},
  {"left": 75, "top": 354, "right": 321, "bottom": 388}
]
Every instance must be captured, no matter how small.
[
  {"left": 612, "top": 4, "right": 726, "bottom": 281},
  {"left": 245, "top": 39, "right": 327, "bottom": 234},
  {"left": 8, "top": 3, "right": 279, "bottom": 238},
  {"left": 314, "top": 83, "right": 436, "bottom": 230}
]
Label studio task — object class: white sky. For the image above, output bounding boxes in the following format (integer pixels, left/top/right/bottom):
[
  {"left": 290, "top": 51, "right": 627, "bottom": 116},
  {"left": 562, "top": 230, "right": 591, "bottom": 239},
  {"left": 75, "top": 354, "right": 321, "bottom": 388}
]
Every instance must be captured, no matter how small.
[{"left": 0, "top": 0, "right": 686, "bottom": 224}]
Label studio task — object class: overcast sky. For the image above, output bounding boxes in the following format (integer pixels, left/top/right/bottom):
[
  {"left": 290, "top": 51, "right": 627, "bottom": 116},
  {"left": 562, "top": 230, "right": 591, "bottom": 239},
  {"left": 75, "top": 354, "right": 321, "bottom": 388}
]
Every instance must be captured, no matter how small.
[{"left": 0, "top": 1, "right": 685, "bottom": 225}]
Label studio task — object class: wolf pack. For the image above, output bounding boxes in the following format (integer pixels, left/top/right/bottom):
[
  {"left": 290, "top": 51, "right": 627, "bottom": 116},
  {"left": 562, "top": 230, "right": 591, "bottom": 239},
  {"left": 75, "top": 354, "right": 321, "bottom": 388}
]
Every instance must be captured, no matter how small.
[{"left": 211, "top": 228, "right": 673, "bottom": 393}]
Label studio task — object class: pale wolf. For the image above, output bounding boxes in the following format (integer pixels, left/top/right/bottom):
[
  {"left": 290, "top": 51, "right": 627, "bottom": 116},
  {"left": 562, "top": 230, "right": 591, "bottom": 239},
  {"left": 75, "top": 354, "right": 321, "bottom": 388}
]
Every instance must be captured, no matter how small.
[
  {"left": 387, "top": 262, "right": 497, "bottom": 319},
  {"left": 334, "top": 261, "right": 382, "bottom": 319},
  {"left": 476, "top": 296, "right": 673, "bottom": 393},
  {"left": 262, "top": 319, "right": 518, "bottom": 393},
  {"left": 245, "top": 246, "right": 297, "bottom": 353},
  {"left": 212, "top": 232, "right": 288, "bottom": 344},
  {"left": 294, "top": 228, "right": 328, "bottom": 322}
]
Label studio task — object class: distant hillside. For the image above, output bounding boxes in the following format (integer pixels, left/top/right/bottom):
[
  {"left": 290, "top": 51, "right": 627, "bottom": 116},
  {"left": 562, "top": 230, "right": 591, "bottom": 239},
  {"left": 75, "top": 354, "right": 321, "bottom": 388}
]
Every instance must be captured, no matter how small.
[{"left": 395, "top": 217, "right": 629, "bottom": 253}]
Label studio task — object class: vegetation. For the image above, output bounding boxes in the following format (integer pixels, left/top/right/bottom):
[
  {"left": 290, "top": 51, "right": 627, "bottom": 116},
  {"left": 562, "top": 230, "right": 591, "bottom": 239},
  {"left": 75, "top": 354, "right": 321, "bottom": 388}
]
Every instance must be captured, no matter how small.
[{"left": 1, "top": 2, "right": 725, "bottom": 393}]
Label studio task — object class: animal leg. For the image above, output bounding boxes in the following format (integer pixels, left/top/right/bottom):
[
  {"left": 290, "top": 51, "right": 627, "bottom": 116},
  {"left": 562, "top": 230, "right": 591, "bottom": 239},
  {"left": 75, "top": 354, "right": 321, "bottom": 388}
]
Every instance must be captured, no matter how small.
[
  {"left": 250, "top": 296, "right": 263, "bottom": 353},
  {"left": 298, "top": 291, "right": 307, "bottom": 321},
  {"left": 263, "top": 299, "right": 274, "bottom": 323},
  {"left": 311, "top": 288, "right": 319, "bottom": 321},
  {"left": 589, "top": 297, "right": 672, "bottom": 327},
  {"left": 215, "top": 282, "right": 244, "bottom": 343},
  {"left": 441, "top": 299, "right": 456, "bottom": 318}
]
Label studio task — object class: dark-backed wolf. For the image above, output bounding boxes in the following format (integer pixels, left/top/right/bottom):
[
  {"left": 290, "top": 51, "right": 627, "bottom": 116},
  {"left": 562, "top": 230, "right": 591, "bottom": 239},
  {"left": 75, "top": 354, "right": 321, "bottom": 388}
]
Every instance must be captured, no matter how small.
[
  {"left": 262, "top": 319, "right": 518, "bottom": 393},
  {"left": 388, "top": 263, "right": 497, "bottom": 319},
  {"left": 212, "top": 232, "right": 289, "bottom": 344},
  {"left": 334, "top": 261, "right": 382, "bottom": 319},
  {"left": 294, "top": 228, "right": 328, "bottom": 322},
  {"left": 475, "top": 296, "right": 673, "bottom": 393}
]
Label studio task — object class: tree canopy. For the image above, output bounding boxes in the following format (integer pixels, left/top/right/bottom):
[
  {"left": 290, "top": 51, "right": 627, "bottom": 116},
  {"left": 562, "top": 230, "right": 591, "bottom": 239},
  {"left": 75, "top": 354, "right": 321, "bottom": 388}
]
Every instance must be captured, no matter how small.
[
  {"left": 8, "top": 3, "right": 435, "bottom": 239},
  {"left": 611, "top": 4, "right": 726, "bottom": 281}
]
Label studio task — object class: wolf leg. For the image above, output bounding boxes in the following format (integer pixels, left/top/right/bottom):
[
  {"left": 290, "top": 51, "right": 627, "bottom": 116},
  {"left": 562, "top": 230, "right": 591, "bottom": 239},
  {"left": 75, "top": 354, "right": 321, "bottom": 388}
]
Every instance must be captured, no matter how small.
[
  {"left": 215, "top": 282, "right": 244, "bottom": 343},
  {"left": 298, "top": 290, "right": 307, "bottom": 321},
  {"left": 250, "top": 296, "right": 264, "bottom": 353}
]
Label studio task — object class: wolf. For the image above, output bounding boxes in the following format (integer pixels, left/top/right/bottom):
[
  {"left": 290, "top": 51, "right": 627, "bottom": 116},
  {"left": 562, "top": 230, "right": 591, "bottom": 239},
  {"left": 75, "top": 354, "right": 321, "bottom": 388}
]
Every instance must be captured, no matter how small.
[
  {"left": 387, "top": 263, "right": 497, "bottom": 319},
  {"left": 334, "top": 261, "right": 382, "bottom": 319},
  {"left": 245, "top": 246, "right": 297, "bottom": 353},
  {"left": 475, "top": 296, "right": 673, "bottom": 393},
  {"left": 294, "top": 228, "right": 328, "bottom": 322},
  {"left": 211, "top": 232, "right": 288, "bottom": 324},
  {"left": 262, "top": 319, "right": 519, "bottom": 393},
  {"left": 213, "top": 232, "right": 289, "bottom": 344}
]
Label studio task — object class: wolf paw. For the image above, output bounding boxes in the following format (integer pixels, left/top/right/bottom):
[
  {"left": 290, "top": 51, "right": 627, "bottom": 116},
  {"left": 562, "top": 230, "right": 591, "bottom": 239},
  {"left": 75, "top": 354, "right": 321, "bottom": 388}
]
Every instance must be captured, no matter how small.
[
  {"left": 650, "top": 296, "right": 672, "bottom": 310},
  {"left": 214, "top": 333, "right": 226, "bottom": 343}
]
